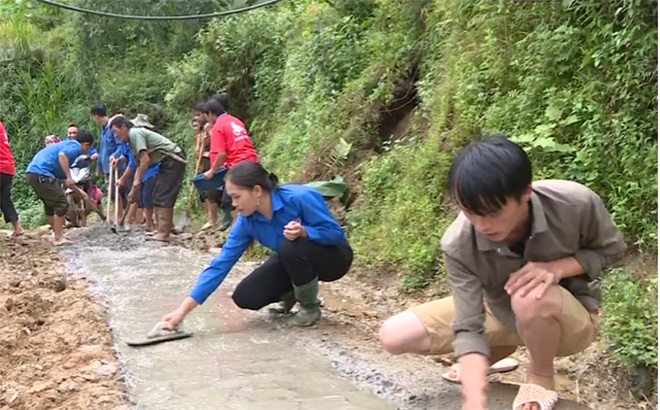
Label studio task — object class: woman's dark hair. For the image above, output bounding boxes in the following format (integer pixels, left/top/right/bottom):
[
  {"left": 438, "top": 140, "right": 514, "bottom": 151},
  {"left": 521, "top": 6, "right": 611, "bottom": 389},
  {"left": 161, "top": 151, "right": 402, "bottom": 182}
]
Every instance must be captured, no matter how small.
[
  {"left": 226, "top": 161, "right": 278, "bottom": 192},
  {"left": 448, "top": 135, "right": 532, "bottom": 216},
  {"left": 90, "top": 103, "right": 107, "bottom": 117},
  {"left": 67, "top": 122, "right": 78, "bottom": 128},
  {"left": 203, "top": 99, "right": 226, "bottom": 117},
  {"left": 109, "top": 116, "right": 133, "bottom": 130},
  {"left": 192, "top": 102, "right": 206, "bottom": 113}
]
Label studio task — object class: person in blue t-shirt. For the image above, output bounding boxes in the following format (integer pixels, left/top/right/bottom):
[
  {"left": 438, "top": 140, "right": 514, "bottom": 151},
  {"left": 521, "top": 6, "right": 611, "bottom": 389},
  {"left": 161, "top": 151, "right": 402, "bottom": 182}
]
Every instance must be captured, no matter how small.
[
  {"left": 160, "top": 161, "right": 353, "bottom": 330},
  {"left": 26, "top": 132, "right": 95, "bottom": 246}
]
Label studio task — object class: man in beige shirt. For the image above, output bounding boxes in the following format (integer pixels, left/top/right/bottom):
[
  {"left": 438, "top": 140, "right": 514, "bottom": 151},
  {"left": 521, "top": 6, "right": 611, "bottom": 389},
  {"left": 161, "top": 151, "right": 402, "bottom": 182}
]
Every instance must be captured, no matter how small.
[{"left": 378, "top": 137, "right": 626, "bottom": 410}]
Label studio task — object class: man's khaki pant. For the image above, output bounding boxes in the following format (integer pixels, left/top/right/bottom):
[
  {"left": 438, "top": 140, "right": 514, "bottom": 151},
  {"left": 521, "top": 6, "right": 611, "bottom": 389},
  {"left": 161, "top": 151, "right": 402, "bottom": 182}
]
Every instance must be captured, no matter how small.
[{"left": 409, "top": 287, "right": 598, "bottom": 357}]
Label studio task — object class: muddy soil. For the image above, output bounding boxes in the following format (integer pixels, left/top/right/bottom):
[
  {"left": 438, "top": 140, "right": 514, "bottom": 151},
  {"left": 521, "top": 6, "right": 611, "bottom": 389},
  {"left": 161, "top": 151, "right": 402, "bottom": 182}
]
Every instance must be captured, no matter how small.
[{"left": 0, "top": 233, "right": 130, "bottom": 410}]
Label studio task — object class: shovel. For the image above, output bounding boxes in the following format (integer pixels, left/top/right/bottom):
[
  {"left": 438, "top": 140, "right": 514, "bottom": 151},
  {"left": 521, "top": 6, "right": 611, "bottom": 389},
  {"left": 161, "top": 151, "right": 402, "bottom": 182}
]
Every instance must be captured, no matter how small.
[
  {"left": 111, "top": 165, "right": 120, "bottom": 234},
  {"left": 126, "top": 321, "right": 193, "bottom": 347}
]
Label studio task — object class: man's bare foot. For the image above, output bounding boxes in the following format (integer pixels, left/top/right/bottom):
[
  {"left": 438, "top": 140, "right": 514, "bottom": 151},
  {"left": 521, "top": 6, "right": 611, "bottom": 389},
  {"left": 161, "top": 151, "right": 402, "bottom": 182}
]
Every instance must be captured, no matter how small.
[
  {"left": 53, "top": 237, "right": 72, "bottom": 246},
  {"left": 146, "top": 234, "right": 169, "bottom": 242},
  {"left": 11, "top": 230, "right": 24, "bottom": 237}
]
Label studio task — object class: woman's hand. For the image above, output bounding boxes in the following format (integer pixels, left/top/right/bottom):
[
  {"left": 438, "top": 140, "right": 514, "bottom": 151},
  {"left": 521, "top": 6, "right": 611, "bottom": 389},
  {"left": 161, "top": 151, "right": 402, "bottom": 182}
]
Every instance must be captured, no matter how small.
[
  {"left": 284, "top": 219, "right": 306, "bottom": 241},
  {"left": 160, "top": 297, "right": 199, "bottom": 330},
  {"left": 160, "top": 309, "right": 185, "bottom": 330}
]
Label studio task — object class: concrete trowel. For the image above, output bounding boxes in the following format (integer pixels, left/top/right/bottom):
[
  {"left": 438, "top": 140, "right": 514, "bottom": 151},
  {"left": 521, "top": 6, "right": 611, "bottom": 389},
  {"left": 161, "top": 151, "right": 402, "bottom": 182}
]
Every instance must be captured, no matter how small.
[{"left": 126, "top": 321, "right": 193, "bottom": 347}]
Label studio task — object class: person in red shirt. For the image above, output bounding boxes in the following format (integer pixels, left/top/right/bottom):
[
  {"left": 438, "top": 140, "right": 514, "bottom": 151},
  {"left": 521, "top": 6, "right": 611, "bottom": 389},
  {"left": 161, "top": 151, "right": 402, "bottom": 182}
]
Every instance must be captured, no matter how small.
[
  {"left": 201, "top": 99, "right": 258, "bottom": 230},
  {"left": 0, "top": 120, "right": 24, "bottom": 237}
]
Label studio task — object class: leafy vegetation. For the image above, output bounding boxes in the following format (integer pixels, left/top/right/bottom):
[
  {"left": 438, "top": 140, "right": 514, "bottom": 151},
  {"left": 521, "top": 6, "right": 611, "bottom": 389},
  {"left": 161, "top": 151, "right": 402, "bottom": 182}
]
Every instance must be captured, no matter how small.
[{"left": 0, "top": 0, "right": 656, "bottom": 388}]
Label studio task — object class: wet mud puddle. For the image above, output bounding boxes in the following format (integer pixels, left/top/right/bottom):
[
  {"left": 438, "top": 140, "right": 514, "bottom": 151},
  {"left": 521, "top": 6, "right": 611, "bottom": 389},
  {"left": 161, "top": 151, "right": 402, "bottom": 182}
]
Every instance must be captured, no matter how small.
[{"left": 60, "top": 234, "right": 396, "bottom": 410}]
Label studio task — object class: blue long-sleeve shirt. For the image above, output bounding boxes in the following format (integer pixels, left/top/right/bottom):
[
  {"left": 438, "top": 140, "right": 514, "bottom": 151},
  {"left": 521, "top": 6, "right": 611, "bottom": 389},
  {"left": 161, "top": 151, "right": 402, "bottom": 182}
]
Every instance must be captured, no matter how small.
[
  {"left": 97, "top": 121, "right": 119, "bottom": 175},
  {"left": 111, "top": 141, "right": 136, "bottom": 172},
  {"left": 189, "top": 184, "right": 347, "bottom": 304}
]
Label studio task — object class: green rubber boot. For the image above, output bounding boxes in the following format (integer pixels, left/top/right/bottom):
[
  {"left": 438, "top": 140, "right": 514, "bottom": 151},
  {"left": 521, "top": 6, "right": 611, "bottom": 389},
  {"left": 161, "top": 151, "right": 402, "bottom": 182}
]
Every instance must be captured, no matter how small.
[
  {"left": 289, "top": 277, "right": 321, "bottom": 327},
  {"left": 268, "top": 291, "right": 296, "bottom": 314},
  {"left": 218, "top": 206, "right": 232, "bottom": 231}
]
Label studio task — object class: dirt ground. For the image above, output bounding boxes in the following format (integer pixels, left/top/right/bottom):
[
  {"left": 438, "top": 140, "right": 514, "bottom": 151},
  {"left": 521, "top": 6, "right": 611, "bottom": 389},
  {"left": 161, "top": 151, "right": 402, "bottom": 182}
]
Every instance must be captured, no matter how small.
[{"left": 0, "top": 232, "right": 130, "bottom": 410}]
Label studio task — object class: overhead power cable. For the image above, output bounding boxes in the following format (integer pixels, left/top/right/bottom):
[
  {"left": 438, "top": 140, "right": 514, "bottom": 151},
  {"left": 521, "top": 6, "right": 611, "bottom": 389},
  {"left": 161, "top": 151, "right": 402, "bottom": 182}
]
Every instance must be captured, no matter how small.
[{"left": 32, "top": 0, "right": 287, "bottom": 20}]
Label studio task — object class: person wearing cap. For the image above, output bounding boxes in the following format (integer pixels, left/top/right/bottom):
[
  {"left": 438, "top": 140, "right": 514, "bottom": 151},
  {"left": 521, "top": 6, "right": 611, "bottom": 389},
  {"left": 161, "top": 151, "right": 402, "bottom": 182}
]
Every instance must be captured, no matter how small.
[
  {"left": 0, "top": 119, "right": 24, "bottom": 237},
  {"left": 202, "top": 98, "right": 258, "bottom": 231},
  {"left": 26, "top": 131, "right": 95, "bottom": 246},
  {"left": 110, "top": 116, "right": 186, "bottom": 242}
]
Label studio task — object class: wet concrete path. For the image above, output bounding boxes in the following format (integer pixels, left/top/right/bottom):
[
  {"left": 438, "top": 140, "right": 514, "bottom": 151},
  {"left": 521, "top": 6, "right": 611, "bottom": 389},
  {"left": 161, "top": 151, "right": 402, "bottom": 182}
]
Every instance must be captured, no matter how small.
[
  {"left": 59, "top": 229, "right": 592, "bottom": 410},
  {"left": 61, "top": 233, "right": 395, "bottom": 410}
]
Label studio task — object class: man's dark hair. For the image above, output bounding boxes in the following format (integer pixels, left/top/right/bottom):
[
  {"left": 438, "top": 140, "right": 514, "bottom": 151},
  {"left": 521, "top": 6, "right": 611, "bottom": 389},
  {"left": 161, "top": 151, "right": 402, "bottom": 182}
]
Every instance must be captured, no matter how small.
[
  {"left": 210, "top": 93, "right": 230, "bottom": 112},
  {"left": 90, "top": 103, "right": 107, "bottom": 117},
  {"left": 76, "top": 131, "right": 94, "bottom": 145},
  {"left": 193, "top": 102, "right": 206, "bottom": 113},
  {"left": 448, "top": 135, "right": 532, "bottom": 216},
  {"left": 226, "top": 161, "right": 278, "bottom": 192},
  {"left": 203, "top": 99, "right": 226, "bottom": 117},
  {"left": 67, "top": 122, "right": 78, "bottom": 128},
  {"left": 109, "top": 116, "right": 133, "bottom": 130}
]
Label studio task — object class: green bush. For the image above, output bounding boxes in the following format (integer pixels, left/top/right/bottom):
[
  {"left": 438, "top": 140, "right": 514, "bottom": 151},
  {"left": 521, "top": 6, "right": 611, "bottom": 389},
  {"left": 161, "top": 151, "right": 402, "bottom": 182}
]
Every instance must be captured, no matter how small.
[{"left": 602, "top": 268, "right": 658, "bottom": 370}]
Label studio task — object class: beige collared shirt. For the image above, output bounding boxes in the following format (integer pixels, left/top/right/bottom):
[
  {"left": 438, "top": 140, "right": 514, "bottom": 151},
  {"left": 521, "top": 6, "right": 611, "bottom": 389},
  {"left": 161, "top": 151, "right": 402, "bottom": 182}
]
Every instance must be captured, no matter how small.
[{"left": 441, "top": 180, "right": 627, "bottom": 358}]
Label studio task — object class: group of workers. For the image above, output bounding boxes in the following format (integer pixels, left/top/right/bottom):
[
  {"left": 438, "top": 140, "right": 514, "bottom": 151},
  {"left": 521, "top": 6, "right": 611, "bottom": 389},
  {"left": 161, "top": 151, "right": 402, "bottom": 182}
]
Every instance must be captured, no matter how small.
[{"left": 0, "top": 99, "right": 626, "bottom": 409}]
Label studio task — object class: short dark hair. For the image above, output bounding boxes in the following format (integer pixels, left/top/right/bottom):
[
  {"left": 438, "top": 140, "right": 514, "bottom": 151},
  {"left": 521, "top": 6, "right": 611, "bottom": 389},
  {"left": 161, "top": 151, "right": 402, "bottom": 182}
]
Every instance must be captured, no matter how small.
[
  {"left": 203, "top": 99, "right": 226, "bottom": 117},
  {"left": 91, "top": 103, "right": 107, "bottom": 117},
  {"left": 67, "top": 122, "right": 78, "bottom": 129},
  {"left": 448, "top": 135, "right": 532, "bottom": 216},
  {"left": 76, "top": 131, "right": 94, "bottom": 145},
  {"left": 210, "top": 93, "right": 230, "bottom": 112},
  {"left": 226, "top": 161, "right": 278, "bottom": 192},
  {"left": 109, "top": 116, "right": 133, "bottom": 130},
  {"left": 192, "top": 103, "right": 206, "bottom": 113}
]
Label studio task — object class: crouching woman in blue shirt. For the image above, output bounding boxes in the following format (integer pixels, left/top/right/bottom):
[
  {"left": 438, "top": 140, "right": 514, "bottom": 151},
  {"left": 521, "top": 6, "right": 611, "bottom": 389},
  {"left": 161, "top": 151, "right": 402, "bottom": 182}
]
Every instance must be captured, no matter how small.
[{"left": 161, "top": 160, "right": 353, "bottom": 328}]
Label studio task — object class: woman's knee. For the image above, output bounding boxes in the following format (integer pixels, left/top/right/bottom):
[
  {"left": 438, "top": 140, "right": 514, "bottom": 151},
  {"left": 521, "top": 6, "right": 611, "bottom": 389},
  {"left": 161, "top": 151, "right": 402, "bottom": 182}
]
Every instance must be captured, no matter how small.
[
  {"left": 231, "top": 282, "right": 268, "bottom": 311},
  {"left": 278, "top": 238, "right": 306, "bottom": 259}
]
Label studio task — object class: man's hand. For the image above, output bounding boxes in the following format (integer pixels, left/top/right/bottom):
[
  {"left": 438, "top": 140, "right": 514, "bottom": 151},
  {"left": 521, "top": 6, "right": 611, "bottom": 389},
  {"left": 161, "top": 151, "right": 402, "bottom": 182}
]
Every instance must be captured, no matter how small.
[
  {"left": 117, "top": 177, "right": 127, "bottom": 189},
  {"left": 505, "top": 261, "right": 560, "bottom": 299},
  {"left": 202, "top": 169, "right": 214, "bottom": 180},
  {"left": 283, "top": 219, "right": 306, "bottom": 241},
  {"left": 459, "top": 353, "right": 489, "bottom": 410},
  {"left": 109, "top": 156, "right": 117, "bottom": 167},
  {"left": 65, "top": 178, "right": 76, "bottom": 189},
  {"left": 128, "top": 184, "right": 140, "bottom": 204},
  {"left": 91, "top": 153, "right": 99, "bottom": 161}
]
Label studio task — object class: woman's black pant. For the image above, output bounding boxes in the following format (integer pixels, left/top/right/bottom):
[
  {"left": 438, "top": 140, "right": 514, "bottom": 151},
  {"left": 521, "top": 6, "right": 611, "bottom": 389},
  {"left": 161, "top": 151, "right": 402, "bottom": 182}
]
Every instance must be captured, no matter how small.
[
  {"left": 0, "top": 173, "right": 19, "bottom": 223},
  {"left": 231, "top": 237, "right": 353, "bottom": 310}
]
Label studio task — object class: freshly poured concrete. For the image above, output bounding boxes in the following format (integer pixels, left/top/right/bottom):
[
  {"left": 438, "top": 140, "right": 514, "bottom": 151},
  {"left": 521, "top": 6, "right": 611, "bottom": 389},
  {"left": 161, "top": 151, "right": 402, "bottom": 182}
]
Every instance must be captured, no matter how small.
[{"left": 61, "top": 235, "right": 396, "bottom": 410}]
